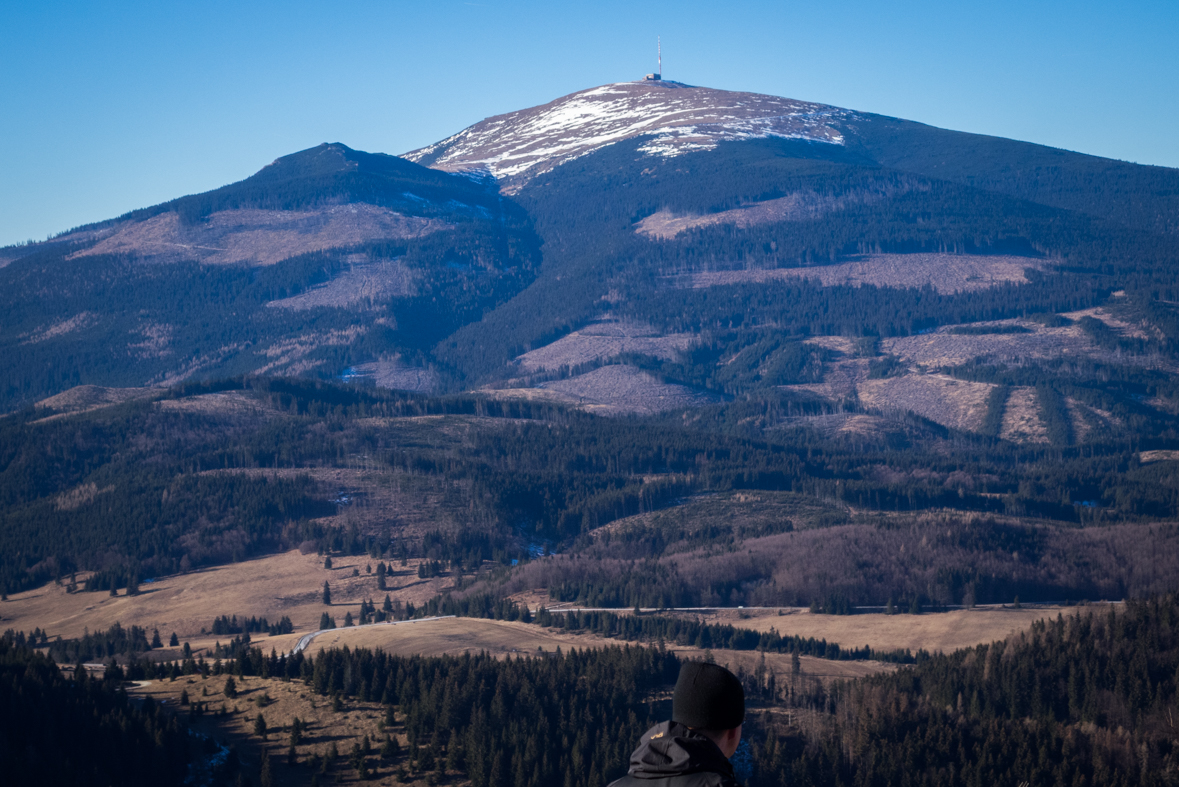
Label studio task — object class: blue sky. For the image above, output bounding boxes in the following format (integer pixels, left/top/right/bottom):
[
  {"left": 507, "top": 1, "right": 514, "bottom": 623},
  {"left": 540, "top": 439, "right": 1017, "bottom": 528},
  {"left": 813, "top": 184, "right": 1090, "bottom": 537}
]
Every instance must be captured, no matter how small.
[{"left": 2, "top": 0, "right": 1176, "bottom": 247}]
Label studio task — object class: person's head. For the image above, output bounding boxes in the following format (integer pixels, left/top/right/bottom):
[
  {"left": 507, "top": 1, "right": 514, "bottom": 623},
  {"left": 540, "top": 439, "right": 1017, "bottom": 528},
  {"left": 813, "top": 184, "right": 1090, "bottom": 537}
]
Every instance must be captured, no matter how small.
[{"left": 672, "top": 661, "right": 745, "bottom": 758}]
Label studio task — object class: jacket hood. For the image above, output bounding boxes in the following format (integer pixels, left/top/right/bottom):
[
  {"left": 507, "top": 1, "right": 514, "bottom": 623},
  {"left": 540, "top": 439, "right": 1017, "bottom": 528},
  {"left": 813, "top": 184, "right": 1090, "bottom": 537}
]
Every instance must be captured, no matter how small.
[{"left": 626, "top": 721, "right": 737, "bottom": 781}]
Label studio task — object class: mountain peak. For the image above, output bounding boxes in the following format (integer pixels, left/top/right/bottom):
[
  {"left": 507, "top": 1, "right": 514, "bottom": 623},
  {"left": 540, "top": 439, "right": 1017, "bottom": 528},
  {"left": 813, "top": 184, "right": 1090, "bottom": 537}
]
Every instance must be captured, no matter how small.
[{"left": 404, "top": 82, "right": 852, "bottom": 190}]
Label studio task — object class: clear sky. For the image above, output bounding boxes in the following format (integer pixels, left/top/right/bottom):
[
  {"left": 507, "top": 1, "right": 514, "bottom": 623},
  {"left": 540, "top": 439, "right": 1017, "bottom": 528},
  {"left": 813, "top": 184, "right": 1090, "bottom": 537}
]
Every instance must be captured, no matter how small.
[{"left": 2, "top": 0, "right": 1176, "bottom": 247}]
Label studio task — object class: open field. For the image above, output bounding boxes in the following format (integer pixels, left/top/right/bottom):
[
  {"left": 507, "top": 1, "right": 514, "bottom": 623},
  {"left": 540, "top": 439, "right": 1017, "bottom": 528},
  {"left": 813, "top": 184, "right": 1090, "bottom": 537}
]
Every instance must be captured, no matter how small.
[
  {"left": 694, "top": 606, "right": 1080, "bottom": 655},
  {"left": 665, "top": 253, "right": 1042, "bottom": 294},
  {"left": 514, "top": 317, "right": 696, "bottom": 372},
  {"left": 294, "top": 615, "right": 890, "bottom": 683},
  {"left": 0, "top": 549, "right": 460, "bottom": 656},
  {"left": 133, "top": 673, "right": 401, "bottom": 786}
]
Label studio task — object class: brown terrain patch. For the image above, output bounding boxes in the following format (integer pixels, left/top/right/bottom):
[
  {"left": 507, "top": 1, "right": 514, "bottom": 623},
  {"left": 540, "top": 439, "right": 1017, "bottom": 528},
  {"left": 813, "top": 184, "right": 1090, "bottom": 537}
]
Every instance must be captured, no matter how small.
[
  {"left": 488, "top": 365, "right": 722, "bottom": 415},
  {"left": 785, "top": 357, "right": 869, "bottom": 400},
  {"left": 267, "top": 258, "right": 415, "bottom": 311},
  {"left": 256, "top": 327, "right": 367, "bottom": 376},
  {"left": 1140, "top": 450, "right": 1179, "bottom": 464},
  {"left": 53, "top": 482, "right": 115, "bottom": 512},
  {"left": 802, "top": 336, "right": 857, "bottom": 354},
  {"left": 133, "top": 673, "right": 403, "bottom": 786},
  {"left": 666, "top": 253, "right": 1042, "bottom": 294},
  {"left": 999, "top": 386, "right": 1048, "bottom": 443},
  {"left": 36, "top": 384, "right": 157, "bottom": 413},
  {"left": 703, "top": 605, "right": 1081, "bottom": 655},
  {"left": 69, "top": 206, "right": 448, "bottom": 267},
  {"left": 514, "top": 318, "right": 696, "bottom": 372},
  {"left": 856, "top": 373, "right": 995, "bottom": 432},
  {"left": 635, "top": 187, "right": 899, "bottom": 239},
  {"left": 882, "top": 320, "right": 1091, "bottom": 367},
  {"left": 298, "top": 616, "right": 890, "bottom": 685},
  {"left": 344, "top": 358, "right": 440, "bottom": 393},
  {"left": 34, "top": 384, "right": 159, "bottom": 421},
  {"left": 1063, "top": 306, "right": 1159, "bottom": 340},
  {"left": 155, "top": 390, "right": 271, "bottom": 418},
  {"left": 21, "top": 311, "right": 100, "bottom": 344},
  {"left": 0, "top": 550, "right": 464, "bottom": 657}
]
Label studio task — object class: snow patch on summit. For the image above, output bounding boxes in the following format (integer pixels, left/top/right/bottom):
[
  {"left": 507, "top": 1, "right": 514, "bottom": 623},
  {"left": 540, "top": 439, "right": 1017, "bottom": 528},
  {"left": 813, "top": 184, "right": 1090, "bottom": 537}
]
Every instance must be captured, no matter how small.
[{"left": 405, "top": 81, "right": 852, "bottom": 189}]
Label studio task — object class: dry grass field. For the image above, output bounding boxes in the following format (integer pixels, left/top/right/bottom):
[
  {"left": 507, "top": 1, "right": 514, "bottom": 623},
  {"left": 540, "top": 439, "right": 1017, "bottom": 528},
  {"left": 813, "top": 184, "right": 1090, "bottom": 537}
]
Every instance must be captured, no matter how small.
[
  {"left": 134, "top": 673, "right": 407, "bottom": 786},
  {"left": 295, "top": 616, "right": 889, "bottom": 684},
  {"left": 0, "top": 549, "right": 460, "bottom": 657},
  {"left": 698, "top": 606, "right": 1077, "bottom": 655},
  {"left": 666, "top": 253, "right": 1041, "bottom": 294},
  {"left": 514, "top": 317, "right": 696, "bottom": 372}
]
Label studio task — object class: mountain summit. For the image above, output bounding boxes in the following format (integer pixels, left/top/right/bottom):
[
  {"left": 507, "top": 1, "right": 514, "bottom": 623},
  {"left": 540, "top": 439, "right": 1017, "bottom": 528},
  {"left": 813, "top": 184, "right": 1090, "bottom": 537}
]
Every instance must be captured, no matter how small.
[{"left": 404, "top": 81, "right": 852, "bottom": 190}]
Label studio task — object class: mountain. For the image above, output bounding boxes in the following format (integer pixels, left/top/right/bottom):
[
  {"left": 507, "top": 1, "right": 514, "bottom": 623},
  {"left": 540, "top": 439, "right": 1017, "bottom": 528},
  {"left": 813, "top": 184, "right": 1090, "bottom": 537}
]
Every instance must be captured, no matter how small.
[
  {"left": 3, "top": 81, "right": 1179, "bottom": 445},
  {"left": 0, "top": 143, "right": 540, "bottom": 407},
  {"left": 404, "top": 81, "right": 851, "bottom": 189}
]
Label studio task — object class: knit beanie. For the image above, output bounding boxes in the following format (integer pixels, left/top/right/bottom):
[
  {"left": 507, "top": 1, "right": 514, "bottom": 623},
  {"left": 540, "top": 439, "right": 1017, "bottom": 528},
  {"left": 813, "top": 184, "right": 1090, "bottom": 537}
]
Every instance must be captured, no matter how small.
[{"left": 672, "top": 661, "right": 745, "bottom": 730}]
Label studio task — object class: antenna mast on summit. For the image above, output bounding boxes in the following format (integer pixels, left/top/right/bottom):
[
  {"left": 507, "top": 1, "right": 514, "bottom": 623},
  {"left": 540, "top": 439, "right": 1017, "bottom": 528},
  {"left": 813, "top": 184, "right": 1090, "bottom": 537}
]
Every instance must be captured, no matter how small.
[{"left": 658, "top": 36, "right": 662, "bottom": 78}]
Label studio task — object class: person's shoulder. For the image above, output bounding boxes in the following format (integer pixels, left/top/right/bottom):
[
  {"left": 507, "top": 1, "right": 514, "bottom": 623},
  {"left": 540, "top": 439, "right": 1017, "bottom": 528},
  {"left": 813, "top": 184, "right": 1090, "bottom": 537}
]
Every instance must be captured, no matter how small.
[{"left": 607, "top": 772, "right": 740, "bottom": 787}]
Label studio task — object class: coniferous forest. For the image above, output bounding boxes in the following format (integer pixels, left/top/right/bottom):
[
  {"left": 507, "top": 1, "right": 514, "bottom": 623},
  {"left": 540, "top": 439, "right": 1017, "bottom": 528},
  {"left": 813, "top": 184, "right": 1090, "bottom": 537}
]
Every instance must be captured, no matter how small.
[{"left": 6, "top": 595, "right": 1176, "bottom": 786}]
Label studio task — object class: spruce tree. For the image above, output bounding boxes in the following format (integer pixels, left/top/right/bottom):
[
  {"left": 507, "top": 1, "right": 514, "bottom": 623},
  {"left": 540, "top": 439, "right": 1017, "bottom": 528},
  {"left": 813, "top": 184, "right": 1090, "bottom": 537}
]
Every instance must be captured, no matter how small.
[
  {"left": 259, "top": 749, "right": 273, "bottom": 787},
  {"left": 170, "top": 632, "right": 179, "bottom": 646},
  {"left": 254, "top": 712, "right": 268, "bottom": 739},
  {"left": 322, "top": 581, "right": 331, "bottom": 605}
]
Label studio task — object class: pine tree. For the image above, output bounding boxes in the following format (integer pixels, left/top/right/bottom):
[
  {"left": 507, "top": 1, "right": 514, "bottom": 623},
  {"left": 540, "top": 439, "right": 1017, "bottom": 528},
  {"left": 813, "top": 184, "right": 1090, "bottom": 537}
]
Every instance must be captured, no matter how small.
[
  {"left": 224, "top": 675, "right": 238, "bottom": 698},
  {"left": 151, "top": 629, "right": 162, "bottom": 648},
  {"left": 322, "top": 581, "right": 331, "bottom": 605},
  {"left": 377, "top": 562, "right": 387, "bottom": 591},
  {"left": 324, "top": 556, "right": 332, "bottom": 570},
  {"left": 170, "top": 631, "right": 179, "bottom": 646},
  {"left": 254, "top": 712, "right": 268, "bottom": 739},
  {"left": 259, "top": 749, "right": 274, "bottom": 787}
]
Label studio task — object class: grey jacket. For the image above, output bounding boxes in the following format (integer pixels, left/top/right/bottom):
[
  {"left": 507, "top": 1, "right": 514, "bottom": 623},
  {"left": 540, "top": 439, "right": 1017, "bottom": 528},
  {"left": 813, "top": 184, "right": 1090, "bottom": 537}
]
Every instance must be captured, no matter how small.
[{"left": 607, "top": 721, "right": 741, "bottom": 787}]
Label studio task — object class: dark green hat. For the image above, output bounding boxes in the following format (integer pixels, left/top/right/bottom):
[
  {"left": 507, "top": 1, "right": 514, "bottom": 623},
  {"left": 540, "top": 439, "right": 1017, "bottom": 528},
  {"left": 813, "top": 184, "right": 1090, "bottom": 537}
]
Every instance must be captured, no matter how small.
[{"left": 672, "top": 661, "right": 745, "bottom": 730}]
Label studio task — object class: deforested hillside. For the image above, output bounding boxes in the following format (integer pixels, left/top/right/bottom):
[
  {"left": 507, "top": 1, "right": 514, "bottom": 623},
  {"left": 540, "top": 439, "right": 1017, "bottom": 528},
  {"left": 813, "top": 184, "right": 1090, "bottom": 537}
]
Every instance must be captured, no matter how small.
[
  {"left": 3, "top": 375, "right": 1177, "bottom": 605},
  {"left": 3, "top": 81, "right": 1179, "bottom": 444},
  {"left": 0, "top": 144, "right": 540, "bottom": 410}
]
